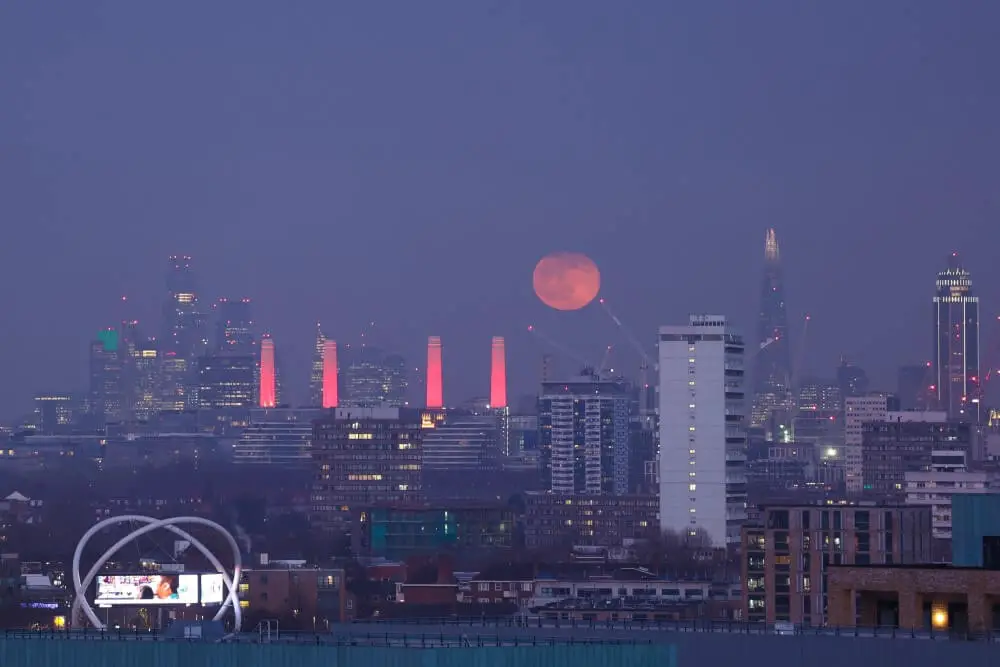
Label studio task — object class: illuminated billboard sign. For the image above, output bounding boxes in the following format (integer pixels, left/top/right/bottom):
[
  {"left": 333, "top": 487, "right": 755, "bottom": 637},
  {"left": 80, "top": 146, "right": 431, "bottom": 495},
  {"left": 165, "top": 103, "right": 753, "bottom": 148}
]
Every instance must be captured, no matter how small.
[
  {"left": 200, "top": 573, "right": 225, "bottom": 604},
  {"left": 95, "top": 574, "right": 198, "bottom": 605}
]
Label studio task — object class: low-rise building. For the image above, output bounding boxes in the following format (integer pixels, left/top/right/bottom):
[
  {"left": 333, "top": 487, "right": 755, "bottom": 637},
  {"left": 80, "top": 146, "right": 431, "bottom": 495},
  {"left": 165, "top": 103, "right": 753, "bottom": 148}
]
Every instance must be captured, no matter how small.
[
  {"left": 742, "top": 503, "right": 932, "bottom": 626},
  {"left": 827, "top": 565, "right": 1000, "bottom": 634},
  {"left": 523, "top": 493, "right": 658, "bottom": 550}
]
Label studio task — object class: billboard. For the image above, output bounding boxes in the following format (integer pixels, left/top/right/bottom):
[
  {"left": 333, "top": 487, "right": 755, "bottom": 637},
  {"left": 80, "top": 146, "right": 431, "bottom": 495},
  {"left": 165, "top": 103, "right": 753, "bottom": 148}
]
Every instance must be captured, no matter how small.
[
  {"left": 95, "top": 574, "right": 198, "bottom": 605},
  {"left": 200, "top": 573, "right": 225, "bottom": 604}
]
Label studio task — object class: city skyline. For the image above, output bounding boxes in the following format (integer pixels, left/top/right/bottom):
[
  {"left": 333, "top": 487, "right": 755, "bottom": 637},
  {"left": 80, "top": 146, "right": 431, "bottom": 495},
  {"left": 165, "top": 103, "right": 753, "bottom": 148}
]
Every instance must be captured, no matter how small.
[{"left": 2, "top": 2, "right": 1000, "bottom": 418}]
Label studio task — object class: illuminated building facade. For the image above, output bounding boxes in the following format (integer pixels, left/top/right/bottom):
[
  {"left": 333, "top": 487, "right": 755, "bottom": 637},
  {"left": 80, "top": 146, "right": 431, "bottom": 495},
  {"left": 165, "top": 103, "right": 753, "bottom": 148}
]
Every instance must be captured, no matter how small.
[
  {"left": 421, "top": 413, "right": 500, "bottom": 470},
  {"left": 538, "top": 374, "right": 631, "bottom": 495},
  {"left": 129, "top": 339, "right": 160, "bottom": 421},
  {"left": 844, "top": 393, "right": 898, "bottom": 495},
  {"left": 861, "top": 411, "right": 972, "bottom": 499},
  {"left": 792, "top": 379, "right": 843, "bottom": 486},
  {"left": 339, "top": 345, "right": 408, "bottom": 408},
  {"left": 32, "top": 393, "right": 79, "bottom": 434},
  {"left": 933, "top": 254, "right": 980, "bottom": 421},
  {"left": 490, "top": 336, "right": 510, "bottom": 456},
  {"left": 198, "top": 353, "right": 256, "bottom": 410},
  {"left": 156, "top": 353, "right": 189, "bottom": 412},
  {"left": 309, "top": 407, "right": 423, "bottom": 532},
  {"left": 233, "top": 407, "right": 320, "bottom": 466},
  {"left": 658, "top": 315, "right": 747, "bottom": 548},
  {"left": 259, "top": 337, "right": 276, "bottom": 408},
  {"left": 309, "top": 324, "right": 326, "bottom": 407},
  {"left": 212, "top": 297, "right": 255, "bottom": 353},
  {"left": 751, "top": 229, "right": 794, "bottom": 431},
  {"left": 322, "top": 339, "right": 338, "bottom": 408},
  {"left": 160, "top": 256, "right": 208, "bottom": 409},
  {"left": 89, "top": 329, "right": 124, "bottom": 424},
  {"left": 426, "top": 336, "right": 443, "bottom": 409},
  {"left": 742, "top": 504, "right": 931, "bottom": 626}
]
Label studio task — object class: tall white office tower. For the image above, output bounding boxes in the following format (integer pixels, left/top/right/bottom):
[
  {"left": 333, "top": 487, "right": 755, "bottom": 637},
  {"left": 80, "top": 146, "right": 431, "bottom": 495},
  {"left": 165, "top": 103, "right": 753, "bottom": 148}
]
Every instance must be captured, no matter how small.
[{"left": 659, "top": 315, "right": 747, "bottom": 548}]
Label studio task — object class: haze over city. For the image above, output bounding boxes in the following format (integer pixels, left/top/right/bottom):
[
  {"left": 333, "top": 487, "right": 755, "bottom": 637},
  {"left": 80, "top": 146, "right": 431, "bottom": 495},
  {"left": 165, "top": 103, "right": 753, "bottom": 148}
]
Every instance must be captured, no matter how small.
[
  {"left": 1, "top": 1, "right": 998, "bottom": 417},
  {"left": 3, "top": 2, "right": 1000, "bottom": 656}
]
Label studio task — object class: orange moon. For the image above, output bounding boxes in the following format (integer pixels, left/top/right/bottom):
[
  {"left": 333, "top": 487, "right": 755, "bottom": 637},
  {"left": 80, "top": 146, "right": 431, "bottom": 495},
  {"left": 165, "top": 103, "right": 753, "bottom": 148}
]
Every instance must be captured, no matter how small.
[{"left": 533, "top": 252, "right": 601, "bottom": 311}]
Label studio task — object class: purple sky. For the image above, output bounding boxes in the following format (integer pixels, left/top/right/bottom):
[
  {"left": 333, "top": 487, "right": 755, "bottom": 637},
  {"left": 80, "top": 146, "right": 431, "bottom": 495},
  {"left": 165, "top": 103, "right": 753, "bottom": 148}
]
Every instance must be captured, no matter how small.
[{"left": 0, "top": 1, "right": 997, "bottom": 416}]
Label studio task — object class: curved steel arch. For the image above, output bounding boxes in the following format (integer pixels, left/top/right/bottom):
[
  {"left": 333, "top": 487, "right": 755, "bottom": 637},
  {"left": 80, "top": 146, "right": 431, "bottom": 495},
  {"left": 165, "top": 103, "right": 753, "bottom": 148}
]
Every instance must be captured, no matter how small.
[{"left": 71, "top": 515, "right": 242, "bottom": 632}]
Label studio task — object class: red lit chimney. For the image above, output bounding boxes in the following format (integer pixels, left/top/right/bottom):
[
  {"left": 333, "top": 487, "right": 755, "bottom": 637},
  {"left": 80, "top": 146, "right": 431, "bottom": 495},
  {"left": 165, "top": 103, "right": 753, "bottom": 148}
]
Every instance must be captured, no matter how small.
[
  {"left": 322, "top": 340, "right": 338, "bottom": 408},
  {"left": 259, "top": 337, "right": 276, "bottom": 408},
  {"left": 426, "top": 336, "right": 443, "bottom": 408},
  {"left": 490, "top": 336, "right": 507, "bottom": 408}
]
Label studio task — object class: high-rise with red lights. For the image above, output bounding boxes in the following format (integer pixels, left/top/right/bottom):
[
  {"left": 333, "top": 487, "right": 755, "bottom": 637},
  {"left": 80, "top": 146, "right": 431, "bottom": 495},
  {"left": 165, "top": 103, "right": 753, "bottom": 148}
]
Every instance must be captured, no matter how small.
[
  {"left": 322, "top": 339, "right": 338, "bottom": 408},
  {"left": 260, "top": 337, "right": 277, "bottom": 408},
  {"left": 933, "top": 253, "right": 980, "bottom": 422},
  {"left": 426, "top": 336, "right": 443, "bottom": 409},
  {"left": 490, "top": 336, "right": 507, "bottom": 409},
  {"left": 309, "top": 324, "right": 326, "bottom": 407}
]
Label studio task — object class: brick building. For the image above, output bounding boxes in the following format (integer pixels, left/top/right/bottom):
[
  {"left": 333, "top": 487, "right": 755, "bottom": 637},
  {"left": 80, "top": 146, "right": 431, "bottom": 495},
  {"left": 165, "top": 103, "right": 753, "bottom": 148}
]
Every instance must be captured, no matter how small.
[
  {"left": 742, "top": 503, "right": 932, "bottom": 626},
  {"left": 827, "top": 565, "right": 1000, "bottom": 634},
  {"left": 239, "top": 566, "right": 352, "bottom": 628}
]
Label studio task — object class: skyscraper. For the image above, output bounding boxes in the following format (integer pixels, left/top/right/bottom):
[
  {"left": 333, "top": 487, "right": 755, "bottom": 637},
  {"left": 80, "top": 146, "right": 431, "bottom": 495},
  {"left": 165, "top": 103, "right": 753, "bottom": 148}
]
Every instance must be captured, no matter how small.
[
  {"left": 751, "top": 229, "right": 793, "bottom": 430},
  {"left": 309, "top": 324, "right": 326, "bottom": 407},
  {"left": 89, "top": 329, "right": 124, "bottom": 424},
  {"left": 212, "top": 297, "right": 255, "bottom": 353},
  {"left": 160, "top": 256, "right": 208, "bottom": 409},
  {"left": 339, "top": 345, "right": 408, "bottom": 407},
  {"left": 933, "top": 253, "right": 980, "bottom": 421},
  {"left": 659, "top": 315, "right": 747, "bottom": 548}
]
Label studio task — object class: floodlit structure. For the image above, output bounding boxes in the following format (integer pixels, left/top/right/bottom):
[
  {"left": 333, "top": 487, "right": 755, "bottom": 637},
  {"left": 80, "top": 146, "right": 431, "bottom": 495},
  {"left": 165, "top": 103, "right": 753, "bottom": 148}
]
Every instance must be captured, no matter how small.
[
  {"left": 490, "top": 336, "right": 507, "bottom": 409},
  {"left": 260, "top": 336, "right": 276, "bottom": 408},
  {"left": 426, "top": 336, "right": 443, "bottom": 408},
  {"left": 323, "top": 339, "right": 339, "bottom": 408},
  {"left": 71, "top": 515, "right": 242, "bottom": 631}
]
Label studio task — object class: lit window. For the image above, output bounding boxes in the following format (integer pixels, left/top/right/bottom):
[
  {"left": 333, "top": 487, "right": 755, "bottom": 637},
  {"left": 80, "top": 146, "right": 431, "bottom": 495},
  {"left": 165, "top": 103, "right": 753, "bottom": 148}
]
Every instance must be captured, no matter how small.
[
  {"left": 688, "top": 381, "right": 695, "bottom": 386},
  {"left": 688, "top": 404, "right": 695, "bottom": 409},
  {"left": 689, "top": 472, "right": 696, "bottom": 477},
  {"left": 689, "top": 508, "right": 696, "bottom": 513},
  {"left": 689, "top": 449, "right": 696, "bottom": 454},
  {"left": 689, "top": 484, "right": 697, "bottom": 491},
  {"left": 689, "top": 460, "right": 695, "bottom": 465},
  {"left": 688, "top": 358, "right": 696, "bottom": 363},
  {"left": 688, "top": 426, "right": 696, "bottom": 431}
]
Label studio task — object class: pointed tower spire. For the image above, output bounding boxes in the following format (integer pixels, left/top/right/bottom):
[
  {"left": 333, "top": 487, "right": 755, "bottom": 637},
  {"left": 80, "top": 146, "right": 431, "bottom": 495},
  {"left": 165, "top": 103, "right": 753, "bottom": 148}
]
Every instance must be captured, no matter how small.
[{"left": 765, "top": 228, "right": 780, "bottom": 262}]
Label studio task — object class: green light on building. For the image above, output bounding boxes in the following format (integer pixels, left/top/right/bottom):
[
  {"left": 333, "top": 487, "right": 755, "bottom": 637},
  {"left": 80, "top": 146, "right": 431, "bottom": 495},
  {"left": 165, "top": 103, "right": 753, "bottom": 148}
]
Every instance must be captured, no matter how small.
[{"left": 97, "top": 329, "right": 119, "bottom": 352}]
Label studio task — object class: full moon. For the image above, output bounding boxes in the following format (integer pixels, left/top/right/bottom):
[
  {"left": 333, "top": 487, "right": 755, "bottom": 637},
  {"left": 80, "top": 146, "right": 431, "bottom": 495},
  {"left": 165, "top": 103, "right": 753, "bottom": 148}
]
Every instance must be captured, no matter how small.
[{"left": 533, "top": 252, "right": 601, "bottom": 311}]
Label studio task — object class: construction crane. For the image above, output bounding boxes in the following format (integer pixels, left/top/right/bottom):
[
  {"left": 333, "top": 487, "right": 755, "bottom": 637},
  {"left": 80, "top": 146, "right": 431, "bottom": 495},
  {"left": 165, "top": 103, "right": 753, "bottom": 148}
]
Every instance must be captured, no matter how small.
[
  {"left": 597, "top": 299, "right": 656, "bottom": 401},
  {"left": 526, "top": 325, "right": 593, "bottom": 371},
  {"left": 790, "top": 314, "right": 810, "bottom": 393}
]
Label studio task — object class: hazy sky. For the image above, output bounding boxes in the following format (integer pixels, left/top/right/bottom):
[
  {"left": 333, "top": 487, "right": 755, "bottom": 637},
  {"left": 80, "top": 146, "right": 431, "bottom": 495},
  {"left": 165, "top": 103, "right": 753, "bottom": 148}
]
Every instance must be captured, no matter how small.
[{"left": 1, "top": 1, "right": 997, "bottom": 417}]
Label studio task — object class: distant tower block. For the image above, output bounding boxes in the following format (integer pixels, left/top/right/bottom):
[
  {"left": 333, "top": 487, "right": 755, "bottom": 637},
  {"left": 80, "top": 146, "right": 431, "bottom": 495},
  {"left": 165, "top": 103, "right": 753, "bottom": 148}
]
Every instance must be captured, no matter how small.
[
  {"left": 490, "top": 336, "right": 507, "bottom": 408},
  {"left": 322, "top": 340, "right": 338, "bottom": 408},
  {"left": 426, "top": 336, "right": 443, "bottom": 409},
  {"left": 259, "top": 337, "right": 276, "bottom": 408},
  {"left": 541, "top": 353, "right": 553, "bottom": 383}
]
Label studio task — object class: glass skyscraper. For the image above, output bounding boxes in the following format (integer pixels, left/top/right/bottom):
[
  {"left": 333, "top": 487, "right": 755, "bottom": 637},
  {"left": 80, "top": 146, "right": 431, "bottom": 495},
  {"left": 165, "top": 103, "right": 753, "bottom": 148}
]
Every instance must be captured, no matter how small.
[{"left": 933, "top": 253, "right": 980, "bottom": 421}]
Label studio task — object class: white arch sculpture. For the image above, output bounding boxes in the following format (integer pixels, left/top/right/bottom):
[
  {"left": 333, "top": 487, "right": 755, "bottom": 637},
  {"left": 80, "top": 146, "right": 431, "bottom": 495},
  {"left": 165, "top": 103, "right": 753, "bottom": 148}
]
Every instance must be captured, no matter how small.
[{"left": 71, "top": 515, "right": 242, "bottom": 632}]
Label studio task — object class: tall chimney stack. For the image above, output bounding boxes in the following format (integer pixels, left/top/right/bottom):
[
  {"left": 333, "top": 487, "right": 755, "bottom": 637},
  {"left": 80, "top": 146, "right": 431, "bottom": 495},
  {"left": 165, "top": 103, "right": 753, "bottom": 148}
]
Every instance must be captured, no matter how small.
[
  {"left": 322, "top": 339, "right": 338, "bottom": 408},
  {"left": 426, "top": 336, "right": 443, "bottom": 408},
  {"left": 490, "top": 336, "right": 507, "bottom": 408},
  {"left": 259, "top": 336, "right": 276, "bottom": 408}
]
